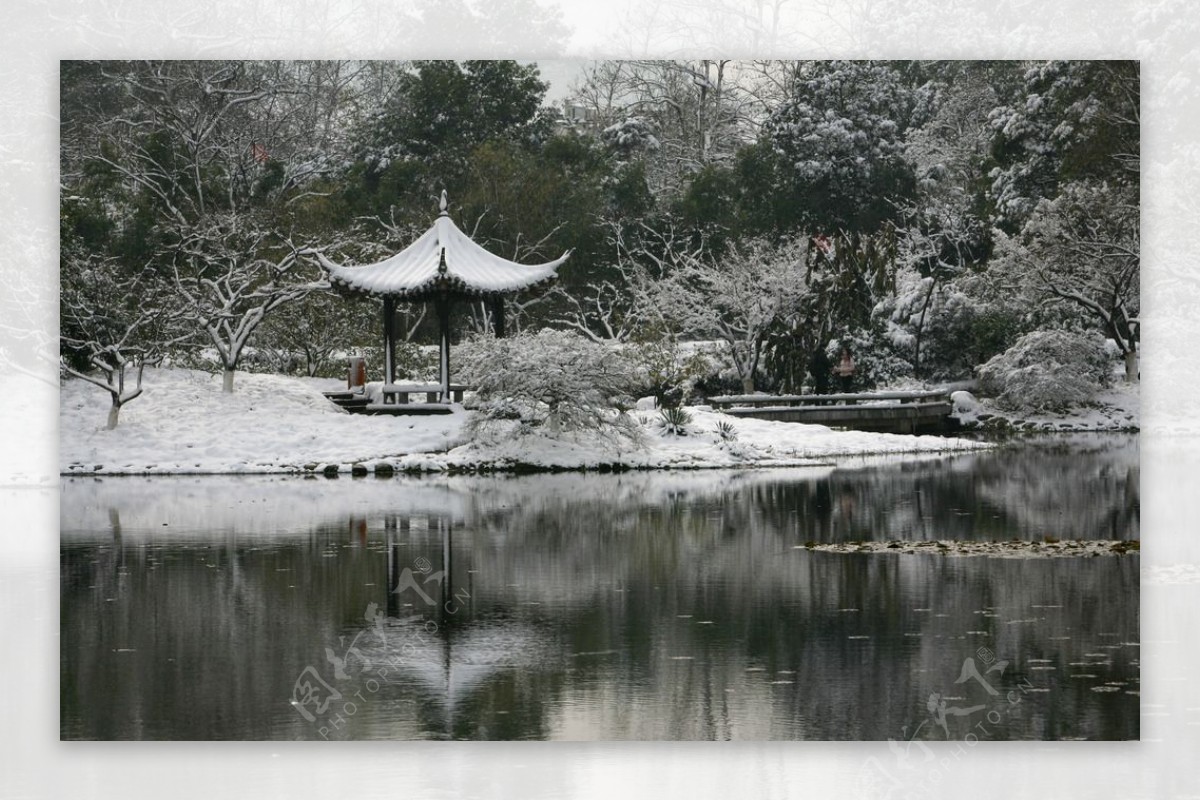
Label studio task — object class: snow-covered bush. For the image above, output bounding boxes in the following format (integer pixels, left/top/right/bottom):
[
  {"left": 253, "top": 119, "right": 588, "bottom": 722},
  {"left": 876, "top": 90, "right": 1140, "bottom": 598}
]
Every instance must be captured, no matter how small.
[
  {"left": 949, "top": 390, "right": 981, "bottom": 425},
  {"left": 976, "top": 329, "right": 1112, "bottom": 412},
  {"left": 656, "top": 406, "right": 692, "bottom": 436},
  {"left": 456, "top": 330, "right": 639, "bottom": 435}
]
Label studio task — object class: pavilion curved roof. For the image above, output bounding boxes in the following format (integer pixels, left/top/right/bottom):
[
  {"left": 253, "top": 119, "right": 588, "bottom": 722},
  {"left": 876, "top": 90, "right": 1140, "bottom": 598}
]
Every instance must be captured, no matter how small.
[{"left": 316, "top": 193, "right": 570, "bottom": 300}]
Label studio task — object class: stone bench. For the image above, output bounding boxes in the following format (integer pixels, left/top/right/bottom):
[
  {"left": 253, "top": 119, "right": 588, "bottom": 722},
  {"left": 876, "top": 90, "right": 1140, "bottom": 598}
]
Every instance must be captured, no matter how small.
[{"left": 380, "top": 383, "right": 468, "bottom": 404}]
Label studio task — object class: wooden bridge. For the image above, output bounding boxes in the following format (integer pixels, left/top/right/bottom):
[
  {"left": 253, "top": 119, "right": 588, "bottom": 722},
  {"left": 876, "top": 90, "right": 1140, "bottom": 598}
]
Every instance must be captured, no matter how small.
[{"left": 707, "top": 389, "right": 959, "bottom": 435}]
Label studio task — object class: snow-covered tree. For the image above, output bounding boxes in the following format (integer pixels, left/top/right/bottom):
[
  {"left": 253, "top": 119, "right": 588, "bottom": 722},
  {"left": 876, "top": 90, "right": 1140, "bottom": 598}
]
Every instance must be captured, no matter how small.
[
  {"left": 173, "top": 217, "right": 321, "bottom": 391},
  {"left": 659, "top": 236, "right": 812, "bottom": 393},
  {"left": 977, "top": 329, "right": 1112, "bottom": 412},
  {"left": 569, "top": 60, "right": 755, "bottom": 199},
  {"left": 993, "top": 181, "right": 1139, "bottom": 381},
  {"left": 763, "top": 60, "right": 923, "bottom": 232},
  {"left": 60, "top": 257, "right": 177, "bottom": 429},
  {"left": 254, "top": 289, "right": 375, "bottom": 377},
  {"left": 62, "top": 61, "right": 361, "bottom": 391},
  {"left": 547, "top": 222, "right": 673, "bottom": 343},
  {"left": 888, "top": 200, "right": 989, "bottom": 376},
  {"left": 986, "top": 60, "right": 1138, "bottom": 231}
]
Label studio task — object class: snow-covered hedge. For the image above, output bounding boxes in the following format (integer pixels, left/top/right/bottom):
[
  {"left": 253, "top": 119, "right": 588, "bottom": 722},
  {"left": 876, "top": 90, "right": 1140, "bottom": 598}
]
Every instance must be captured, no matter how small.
[
  {"left": 456, "top": 330, "right": 639, "bottom": 434},
  {"left": 976, "top": 329, "right": 1112, "bottom": 412}
]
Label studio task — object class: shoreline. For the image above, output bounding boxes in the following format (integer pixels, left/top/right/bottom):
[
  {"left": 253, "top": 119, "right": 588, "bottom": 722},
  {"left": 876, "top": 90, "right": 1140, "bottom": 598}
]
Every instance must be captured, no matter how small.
[{"left": 798, "top": 539, "right": 1140, "bottom": 558}]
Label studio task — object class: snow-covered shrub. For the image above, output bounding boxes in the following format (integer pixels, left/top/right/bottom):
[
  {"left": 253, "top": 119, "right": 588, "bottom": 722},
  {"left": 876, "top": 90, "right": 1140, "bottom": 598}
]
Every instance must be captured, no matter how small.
[
  {"left": 456, "top": 330, "right": 639, "bottom": 435},
  {"left": 949, "top": 390, "right": 981, "bottom": 425},
  {"left": 976, "top": 329, "right": 1112, "bottom": 412},
  {"left": 657, "top": 406, "right": 692, "bottom": 436}
]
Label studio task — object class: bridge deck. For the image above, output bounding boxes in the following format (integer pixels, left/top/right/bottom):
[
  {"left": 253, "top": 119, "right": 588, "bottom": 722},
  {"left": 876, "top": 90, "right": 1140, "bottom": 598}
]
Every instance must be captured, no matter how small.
[{"left": 708, "top": 390, "right": 957, "bottom": 434}]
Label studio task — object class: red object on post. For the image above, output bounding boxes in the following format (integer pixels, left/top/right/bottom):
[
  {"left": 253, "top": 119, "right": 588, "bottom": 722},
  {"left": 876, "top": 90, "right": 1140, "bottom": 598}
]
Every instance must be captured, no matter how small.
[{"left": 347, "top": 357, "right": 367, "bottom": 391}]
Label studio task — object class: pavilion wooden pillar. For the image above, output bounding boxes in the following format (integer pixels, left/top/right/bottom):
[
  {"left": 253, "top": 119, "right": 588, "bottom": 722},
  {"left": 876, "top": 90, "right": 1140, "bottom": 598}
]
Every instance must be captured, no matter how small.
[
  {"left": 491, "top": 296, "right": 505, "bottom": 338},
  {"left": 436, "top": 293, "right": 451, "bottom": 402},
  {"left": 383, "top": 296, "right": 397, "bottom": 385}
]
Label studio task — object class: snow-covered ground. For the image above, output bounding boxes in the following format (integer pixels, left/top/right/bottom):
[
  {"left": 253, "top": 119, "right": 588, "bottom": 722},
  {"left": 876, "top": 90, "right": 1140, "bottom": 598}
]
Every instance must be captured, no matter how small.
[{"left": 60, "top": 367, "right": 991, "bottom": 476}]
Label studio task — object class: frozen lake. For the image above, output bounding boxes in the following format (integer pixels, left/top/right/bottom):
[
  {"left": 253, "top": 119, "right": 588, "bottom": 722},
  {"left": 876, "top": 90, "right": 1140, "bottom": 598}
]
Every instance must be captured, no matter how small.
[{"left": 60, "top": 434, "right": 1139, "bottom": 740}]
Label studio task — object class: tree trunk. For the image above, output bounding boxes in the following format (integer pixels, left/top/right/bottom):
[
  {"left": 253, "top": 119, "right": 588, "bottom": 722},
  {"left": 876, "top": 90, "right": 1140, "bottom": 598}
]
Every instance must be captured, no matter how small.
[
  {"left": 223, "top": 368, "right": 235, "bottom": 393},
  {"left": 1124, "top": 348, "right": 1139, "bottom": 383},
  {"left": 107, "top": 401, "right": 121, "bottom": 430},
  {"left": 741, "top": 375, "right": 755, "bottom": 394}
]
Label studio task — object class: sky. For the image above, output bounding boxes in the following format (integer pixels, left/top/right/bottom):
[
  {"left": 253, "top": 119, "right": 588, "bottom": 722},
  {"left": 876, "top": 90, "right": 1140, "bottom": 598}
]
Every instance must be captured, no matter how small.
[{"left": 533, "top": 59, "right": 591, "bottom": 103}]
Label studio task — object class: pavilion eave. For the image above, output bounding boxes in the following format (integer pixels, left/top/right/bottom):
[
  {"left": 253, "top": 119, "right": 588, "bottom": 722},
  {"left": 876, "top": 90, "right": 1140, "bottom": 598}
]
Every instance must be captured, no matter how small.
[{"left": 327, "top": 271, "right": 559, "bottom": 303}]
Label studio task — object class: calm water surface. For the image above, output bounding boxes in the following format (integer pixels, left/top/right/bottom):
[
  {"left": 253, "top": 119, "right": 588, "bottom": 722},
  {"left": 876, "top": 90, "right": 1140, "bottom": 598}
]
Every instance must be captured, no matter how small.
[{"left": 60, "top": 434, "right": 1139, "bottom": 740}]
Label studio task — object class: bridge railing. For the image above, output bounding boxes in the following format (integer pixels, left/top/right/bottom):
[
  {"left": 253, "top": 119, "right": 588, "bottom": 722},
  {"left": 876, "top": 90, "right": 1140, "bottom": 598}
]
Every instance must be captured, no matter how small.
[{"left": 707, "top": 389, "right": 951, "bottom": 410}]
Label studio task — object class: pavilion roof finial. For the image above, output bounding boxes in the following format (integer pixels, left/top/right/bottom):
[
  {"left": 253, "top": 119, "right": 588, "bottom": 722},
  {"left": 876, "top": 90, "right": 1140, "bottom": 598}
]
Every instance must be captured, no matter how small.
[{"left": 439, "top": 189, "right": 448, "bottom": 216}]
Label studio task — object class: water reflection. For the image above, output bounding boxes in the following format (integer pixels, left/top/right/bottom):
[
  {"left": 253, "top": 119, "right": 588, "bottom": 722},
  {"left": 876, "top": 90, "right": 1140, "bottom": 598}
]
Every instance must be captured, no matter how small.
[{"left": 60, "top": 435, "right": 1139, "bottom": 740}]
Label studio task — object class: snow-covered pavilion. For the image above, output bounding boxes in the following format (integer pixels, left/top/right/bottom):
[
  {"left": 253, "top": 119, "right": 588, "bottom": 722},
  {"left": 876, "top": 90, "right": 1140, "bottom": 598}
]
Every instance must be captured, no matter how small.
[{"left": 314, "top": 191, "right": 570, "bottom": 404}]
